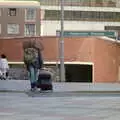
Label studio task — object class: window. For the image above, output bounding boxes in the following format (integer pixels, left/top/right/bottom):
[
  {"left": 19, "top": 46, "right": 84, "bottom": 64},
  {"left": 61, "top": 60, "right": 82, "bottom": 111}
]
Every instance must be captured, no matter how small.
[
  {"left": 0, "top": 24, "right": 1, "bottom": 34},
  {"left": 8, "top": 8, "right": 16, "bottom": 16},
  {"left": 7, "top": 24, "right": 19, "bottom": 34},
  {"left": 24, "top": 24, "right": 36, "bottom": 36},
  {"left": 44, "top": 10, "right": 120, "bottom": 22},
  {"left": 45, "top": 10, "right": 60, "bottom": 20},
  {"left": 25, "top": 8, "right": 36, "bottom": 21},
  {"left": 107, "top": 0, "right": 116, "bottom": 7},
  {"left": 105, "top": 26, "right": 120, "bottom": 30},
  {"left": 0, "top": 9, "right": 1, "bottom": 16}
]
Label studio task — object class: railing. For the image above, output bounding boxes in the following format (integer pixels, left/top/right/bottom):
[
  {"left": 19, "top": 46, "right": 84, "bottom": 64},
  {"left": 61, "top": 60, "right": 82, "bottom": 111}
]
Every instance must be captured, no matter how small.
[{"left": 8, "top": 62, "right": 58, "bottom": 81}]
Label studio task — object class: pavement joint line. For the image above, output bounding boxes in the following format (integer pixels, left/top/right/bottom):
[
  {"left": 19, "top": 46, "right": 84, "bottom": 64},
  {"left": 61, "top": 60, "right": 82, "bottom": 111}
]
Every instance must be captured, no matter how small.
[{"left": 0, "top": 90, "right": 120, "bottom": 93}]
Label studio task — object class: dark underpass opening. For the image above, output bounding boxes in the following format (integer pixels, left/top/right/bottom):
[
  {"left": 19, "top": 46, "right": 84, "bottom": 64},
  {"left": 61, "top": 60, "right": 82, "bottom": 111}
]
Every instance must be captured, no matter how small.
[{"left": 65, "top": 64, "right": 93, "bottom": 82}]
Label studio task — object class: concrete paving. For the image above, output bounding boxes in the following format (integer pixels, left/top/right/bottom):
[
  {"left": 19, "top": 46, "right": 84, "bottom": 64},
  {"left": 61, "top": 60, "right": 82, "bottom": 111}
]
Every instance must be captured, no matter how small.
[
  {"left": 1, "top": 80, "right": 120, "bottom": 92},
  {"left": 0, "top": 92, "right": 120, "bottom": 120},
  {"left": 1, "top": 80, "right": 120, "bottom": 120}
]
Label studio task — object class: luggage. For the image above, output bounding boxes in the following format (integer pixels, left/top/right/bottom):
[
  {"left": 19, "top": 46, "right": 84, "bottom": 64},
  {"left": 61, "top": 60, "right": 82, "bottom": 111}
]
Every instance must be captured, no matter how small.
[{"left": 37, "top": 69, "right": 53, "bottom": 91}]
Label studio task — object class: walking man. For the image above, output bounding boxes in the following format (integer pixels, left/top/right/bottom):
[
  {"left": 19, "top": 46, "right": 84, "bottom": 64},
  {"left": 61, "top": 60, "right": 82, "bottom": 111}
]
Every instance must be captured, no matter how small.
[{"left": 23, "top": 39, "right": 43, "bottom": 91}]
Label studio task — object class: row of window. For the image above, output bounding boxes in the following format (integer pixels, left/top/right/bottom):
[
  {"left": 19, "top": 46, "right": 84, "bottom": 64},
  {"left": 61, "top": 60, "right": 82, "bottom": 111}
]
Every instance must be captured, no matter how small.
[
  {"left": 0, "top": 24, "right": 36, "bottom": 36},
  {"left": 105, "top": 26, "right": 120, "bottom": 30},
  {"left": 44, "top": 10, "right": 120, "bottom": 22},
  {"left": 40, "top": 0, "right": 116, "bottom": 7},
  {"left": 0, "top": 8, "right": 36, "bottom": 21}
]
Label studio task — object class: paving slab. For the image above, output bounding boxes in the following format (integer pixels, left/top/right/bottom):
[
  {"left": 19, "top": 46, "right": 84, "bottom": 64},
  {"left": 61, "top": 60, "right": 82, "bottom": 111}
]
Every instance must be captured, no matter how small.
[{"left": 0, "top": 92, "right": 120, "bottom": 120}]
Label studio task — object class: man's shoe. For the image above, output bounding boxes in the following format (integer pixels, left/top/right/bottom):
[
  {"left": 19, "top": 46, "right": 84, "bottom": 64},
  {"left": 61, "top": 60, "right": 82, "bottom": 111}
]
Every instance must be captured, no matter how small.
[{"left": 31, "top": 88, "right": 36, "bottom": 92}]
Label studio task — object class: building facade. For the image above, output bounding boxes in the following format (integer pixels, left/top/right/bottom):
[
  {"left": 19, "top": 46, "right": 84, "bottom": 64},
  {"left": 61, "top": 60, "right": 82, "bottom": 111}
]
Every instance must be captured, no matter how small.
[
  {"left": 0, "top": 36, "right": 120, "bottom": 83},
  {"left": 0, "top": 1, "right": 40, "bottom": 38},
  {"left": 40, "top": 0, "right": 120, "bottom": 37},
  {"left": 0, "top": 0, "right": 120, "bottom": 82}
]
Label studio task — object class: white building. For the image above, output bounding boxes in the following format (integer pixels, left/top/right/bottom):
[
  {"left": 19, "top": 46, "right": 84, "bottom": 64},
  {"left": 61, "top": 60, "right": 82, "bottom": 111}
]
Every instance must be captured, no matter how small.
[{"left": 40, "top": 0, "right": 120, "bottom": 37}]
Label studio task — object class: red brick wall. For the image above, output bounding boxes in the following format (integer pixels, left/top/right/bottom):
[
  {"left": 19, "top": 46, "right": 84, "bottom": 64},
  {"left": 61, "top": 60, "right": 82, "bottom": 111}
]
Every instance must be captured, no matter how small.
[
  {"left": 64, "top": 37, "right": 94, "bottom": 62},
  {"left": 93, "top": 38, "right": 118, "bottom": 82},
  {"left": 0, "top": 39, "right": 23, "bottom": 61},
  {"left": 0, "top": 36, "right": 120, "bottom": 83}
]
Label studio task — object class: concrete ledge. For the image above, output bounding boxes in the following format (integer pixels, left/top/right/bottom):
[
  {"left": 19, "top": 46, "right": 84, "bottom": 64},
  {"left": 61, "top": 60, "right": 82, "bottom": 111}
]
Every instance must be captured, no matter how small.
[{"left": 0, "top": 80, "right": 120, "bottom": 92}]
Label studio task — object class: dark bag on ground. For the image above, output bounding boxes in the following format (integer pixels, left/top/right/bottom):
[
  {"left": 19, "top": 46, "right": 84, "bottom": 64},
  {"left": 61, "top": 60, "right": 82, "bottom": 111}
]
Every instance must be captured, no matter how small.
[{"left": 37, "top": 69, "right": 53, "bottom": 91}]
